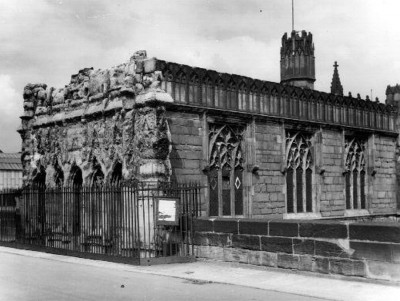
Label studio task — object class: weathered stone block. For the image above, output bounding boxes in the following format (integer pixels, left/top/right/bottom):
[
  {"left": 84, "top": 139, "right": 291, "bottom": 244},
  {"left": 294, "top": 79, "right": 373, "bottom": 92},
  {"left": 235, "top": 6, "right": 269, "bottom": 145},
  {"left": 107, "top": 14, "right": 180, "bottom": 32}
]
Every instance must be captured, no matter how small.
[
  {"left": 247, "top": 250, "right": 262, "bottom": 266},
  {"left": 353, "top": 260, "right": 367, "bottom": 277},
  {"left": 143, "top": 58, "right": 157, "bottom": 74},
  {"left": 293, "top": 238, "right": 315, "bottom": 255},
  {"left": 312, "top": 257, "right": 330, "bottom": 274},
  {"left": 391, "top": 245, "right": 400, "bottom": 263},
  {"left": 135, "top": 60, "right": 144, "bottom": 73},
  {"left": 269, "top": 221, "right": 298, "bottom": 237},
  {"left": 195, "top": 245, "right": 224, "bottom": 260},
  {"left": 224, "top": 248, "right": 248, "bottom": 263},
  {"left": 298, "top": 255, "right": 313, "bottom": 271},
  {"left": 277, "top": 254, "right": 299, "bottom": 269},
  {"left": 329, "top": 258, "right": 355, "bottom": 276},
  {"left": 238, "top": 220, "right": 269, "bottom": 235},
  {"left": 260, "top": 251, "right": 278, "bottom": 267},
  {"left": 299, "top": 222, "right": 347, "bottom": 239},
  {"left": 193, "top": 232, "right": 209, "bottom": 246},
  {"left": 193, "top": 218, "right": 213, "bottom": 232},
  {"left": 349, "top": 224, "right": 400, "bottom": 243},
  {"left": 193, "top": 232, "right": 231, "bottom": 247},
  {"left": 232, "top": 234, "right": 260, "bottom": 250},
  {"left": 315, "top": 240, "right": 350, "bottom": 258},
  {"left": 213, "top": 219, "right": 239, "bottom": 234},
  {"left": 366, "top": 261, "right": 400, "bottom": 281},
  {"left": 261, "top": 237, "right": 293, "bottom": 253},
  {"left": 350, "top": 241, "right": 392, "bottom": 262}
]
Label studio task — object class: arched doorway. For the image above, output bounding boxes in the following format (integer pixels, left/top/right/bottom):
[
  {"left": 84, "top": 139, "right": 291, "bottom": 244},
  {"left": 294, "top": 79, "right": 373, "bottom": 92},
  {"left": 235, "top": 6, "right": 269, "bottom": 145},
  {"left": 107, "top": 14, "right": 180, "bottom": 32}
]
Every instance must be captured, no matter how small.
[
  {"left": 110, "top": 162, "right": 122, "bottom": 185},
  {"left": 109, "top": 162, "right": 122, "bottom": 242},
  {"left": 70, "top": 165, "right": 82, "bottom": 236},
  {"left": 90, "top": 160, "right": 104, "bottom": 235}
]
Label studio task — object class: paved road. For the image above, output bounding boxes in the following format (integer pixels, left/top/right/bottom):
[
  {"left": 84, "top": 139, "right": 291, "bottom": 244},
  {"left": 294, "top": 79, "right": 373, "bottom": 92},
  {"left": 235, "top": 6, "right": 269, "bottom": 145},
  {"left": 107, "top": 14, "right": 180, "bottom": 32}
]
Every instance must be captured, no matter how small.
[{"left": 0, "top": 251, "right": 326, "bottom": 301}]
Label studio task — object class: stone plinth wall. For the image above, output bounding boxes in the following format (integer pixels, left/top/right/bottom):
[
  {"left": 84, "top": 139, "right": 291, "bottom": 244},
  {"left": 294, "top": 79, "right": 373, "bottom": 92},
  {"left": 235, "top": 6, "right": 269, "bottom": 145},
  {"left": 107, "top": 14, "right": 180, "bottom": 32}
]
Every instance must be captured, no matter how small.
[{"left": 193, "top": 218, "right": 400, "bottom": 282}]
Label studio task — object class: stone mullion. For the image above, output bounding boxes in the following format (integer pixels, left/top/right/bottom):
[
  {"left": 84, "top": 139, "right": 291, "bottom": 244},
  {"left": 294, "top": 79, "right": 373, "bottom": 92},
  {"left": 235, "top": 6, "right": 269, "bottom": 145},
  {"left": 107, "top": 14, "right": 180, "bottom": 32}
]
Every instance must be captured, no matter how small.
[
  {"left": 293, "top": 161, "right": 297, "bottom": 214},
  {"left": 302, "top": 152, "right": 307, "bottom": 213},
  {"left": 349, "top": 168, "right": 354, "bottom": 209},
  {"left": 218, "top": 169, "right": 223, "bottom": 216},
  {"left": 357, "top": 167, "right": 362, "bottom": 210},
  {"left": 230, "top": 165, "right": 235, "bottom": 217}
]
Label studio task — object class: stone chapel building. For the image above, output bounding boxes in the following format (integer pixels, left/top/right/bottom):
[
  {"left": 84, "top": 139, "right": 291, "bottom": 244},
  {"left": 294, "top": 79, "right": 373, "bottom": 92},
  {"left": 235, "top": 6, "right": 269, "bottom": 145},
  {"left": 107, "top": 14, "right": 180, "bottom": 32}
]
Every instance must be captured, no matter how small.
[{"left": 19, "top": 30, "right": 399, "bottom": 220}]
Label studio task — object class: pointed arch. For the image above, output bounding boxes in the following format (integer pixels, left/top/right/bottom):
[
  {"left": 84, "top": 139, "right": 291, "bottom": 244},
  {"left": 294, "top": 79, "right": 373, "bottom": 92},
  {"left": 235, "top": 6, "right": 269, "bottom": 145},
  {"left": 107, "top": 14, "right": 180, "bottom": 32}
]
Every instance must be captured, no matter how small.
[
  {"left": 32, "top": 165, "right": 46, "bottom": 187},
  {"left": 90, "top": 157, "right": 104, "bottom": 187},
  {"left": 344, "top": 138, "right": 367, "bottom": 210},
  {"left": 110, "top": 161, "right": 123, "bottom": 185},
  {"left": 208, "top": 123, "right": 245, "bottom": 216},
  {"left": 70, "top": 164, "right": 83, "bottom": 187},
  {"left": 54, "top": 160, "right": 64, "bottom": 187},
  {"left": 69, "top": 164, "right": 82, "bottom": 235},
  {"left": 286, "top": 131, "right": 313, "bottom": 213}
]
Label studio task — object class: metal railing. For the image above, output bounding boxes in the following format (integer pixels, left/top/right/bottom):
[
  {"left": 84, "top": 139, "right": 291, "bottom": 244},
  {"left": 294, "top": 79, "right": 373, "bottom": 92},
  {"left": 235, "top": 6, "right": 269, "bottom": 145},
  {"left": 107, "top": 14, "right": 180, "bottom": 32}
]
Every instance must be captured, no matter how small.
[{"left": 0, "top": 182, "right": 201, "bottom": 263}]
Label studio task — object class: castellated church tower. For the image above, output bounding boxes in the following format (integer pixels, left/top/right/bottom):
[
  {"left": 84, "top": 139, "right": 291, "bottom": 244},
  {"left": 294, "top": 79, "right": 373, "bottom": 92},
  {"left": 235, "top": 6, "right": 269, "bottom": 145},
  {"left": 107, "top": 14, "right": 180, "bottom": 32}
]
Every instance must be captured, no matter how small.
[{"left": 280, "top": 30, "right": 315, "bottom": 89}]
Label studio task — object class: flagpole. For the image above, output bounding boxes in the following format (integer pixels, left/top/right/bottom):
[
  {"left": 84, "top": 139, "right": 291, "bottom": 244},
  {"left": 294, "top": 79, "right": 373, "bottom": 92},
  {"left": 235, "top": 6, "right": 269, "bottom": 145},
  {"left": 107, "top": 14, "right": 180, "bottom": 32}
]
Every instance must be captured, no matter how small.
[{"left": 292, "top": 0, "right": 294, "bottom": 32}]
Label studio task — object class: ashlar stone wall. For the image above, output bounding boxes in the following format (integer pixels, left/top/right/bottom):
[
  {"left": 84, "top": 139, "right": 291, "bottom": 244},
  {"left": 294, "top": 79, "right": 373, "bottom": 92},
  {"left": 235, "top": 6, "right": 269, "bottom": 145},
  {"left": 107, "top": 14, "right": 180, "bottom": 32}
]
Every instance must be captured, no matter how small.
[{"left": 253, "top": 121, "right": 285, "bottom": 218}]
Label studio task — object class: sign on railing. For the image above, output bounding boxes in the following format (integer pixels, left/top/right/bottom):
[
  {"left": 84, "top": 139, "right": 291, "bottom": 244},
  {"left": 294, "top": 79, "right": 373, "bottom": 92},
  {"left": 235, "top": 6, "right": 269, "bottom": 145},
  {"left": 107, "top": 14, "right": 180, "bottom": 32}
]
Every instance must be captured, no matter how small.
[{"left": 156, "top": 197, "right": 180, "bottom": 226}]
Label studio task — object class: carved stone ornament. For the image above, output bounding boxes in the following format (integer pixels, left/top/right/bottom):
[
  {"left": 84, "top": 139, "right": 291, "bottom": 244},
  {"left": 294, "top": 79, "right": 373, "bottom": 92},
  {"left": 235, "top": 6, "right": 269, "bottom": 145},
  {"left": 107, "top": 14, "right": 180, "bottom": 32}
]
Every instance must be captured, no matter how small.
[
  {"left": 286, "top": 132, "right": 312, "bottom": 170},
  {"left": 208, "top": 124, "right": 245, "bottom": 170},
  {"left": 344, "top": 138, "right": 366, "bottom": 173}
]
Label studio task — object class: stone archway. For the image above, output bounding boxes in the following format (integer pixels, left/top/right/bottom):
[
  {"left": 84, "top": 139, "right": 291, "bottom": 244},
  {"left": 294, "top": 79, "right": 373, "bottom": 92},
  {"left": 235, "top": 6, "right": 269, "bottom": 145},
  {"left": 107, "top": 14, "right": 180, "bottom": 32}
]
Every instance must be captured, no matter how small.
[
  {"left": 69, "top": 165, "right": 82, "bottom": 235},
  {"left": 110, "top": 161, "right": 123, "bottom": 185},
  {"left": 54, "top": 161, "right": 64, "bottom": 188}
]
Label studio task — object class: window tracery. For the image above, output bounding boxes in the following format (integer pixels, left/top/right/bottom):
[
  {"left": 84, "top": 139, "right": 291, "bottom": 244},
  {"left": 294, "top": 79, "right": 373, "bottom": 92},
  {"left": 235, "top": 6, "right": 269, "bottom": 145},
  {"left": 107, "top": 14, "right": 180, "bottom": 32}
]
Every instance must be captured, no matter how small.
[
  {"left": 344, "top": 138, "right": 366, "bottom": 210},
  {"left": 208, "top": 123, "right": 245, "bottom": 216},
  {"left": 286, "top": 132, "right": 313, "bottom": 213}
]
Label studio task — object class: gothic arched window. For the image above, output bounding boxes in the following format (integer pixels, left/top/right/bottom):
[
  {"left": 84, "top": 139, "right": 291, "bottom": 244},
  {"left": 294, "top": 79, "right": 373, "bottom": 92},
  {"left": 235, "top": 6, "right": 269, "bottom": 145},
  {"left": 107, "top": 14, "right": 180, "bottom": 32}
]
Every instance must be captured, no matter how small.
[
  {"left": 286, "top": 132, "right": 313, "bottom": 213},
  {"left": 345, "top": 138, "right": 366, "bottom": 210},
  {"left": 208, "top": 123, "right": 244, "bottom": 217}
]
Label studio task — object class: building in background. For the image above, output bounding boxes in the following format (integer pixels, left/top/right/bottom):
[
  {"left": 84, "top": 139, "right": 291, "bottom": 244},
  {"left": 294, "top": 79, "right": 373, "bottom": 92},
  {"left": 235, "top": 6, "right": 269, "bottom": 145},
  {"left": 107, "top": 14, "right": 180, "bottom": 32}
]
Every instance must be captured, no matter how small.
[{"left": 0, "top": 152, "right": 23, "bottom": 190}]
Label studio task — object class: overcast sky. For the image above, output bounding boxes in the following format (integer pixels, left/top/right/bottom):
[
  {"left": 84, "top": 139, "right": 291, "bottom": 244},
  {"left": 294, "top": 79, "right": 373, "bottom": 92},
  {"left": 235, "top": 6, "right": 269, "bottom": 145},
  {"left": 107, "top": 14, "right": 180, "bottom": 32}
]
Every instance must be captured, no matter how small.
[{"left": 1, "top": 0, "right": 400, "bottom": 152}]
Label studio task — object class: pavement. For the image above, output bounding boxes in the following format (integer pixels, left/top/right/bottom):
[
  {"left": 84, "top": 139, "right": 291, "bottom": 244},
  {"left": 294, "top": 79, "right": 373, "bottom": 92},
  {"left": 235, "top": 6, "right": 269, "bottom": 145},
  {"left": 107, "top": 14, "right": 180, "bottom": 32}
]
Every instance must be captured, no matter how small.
[{"left": 0, "top": 246, "right": 399, "bottom": 301}]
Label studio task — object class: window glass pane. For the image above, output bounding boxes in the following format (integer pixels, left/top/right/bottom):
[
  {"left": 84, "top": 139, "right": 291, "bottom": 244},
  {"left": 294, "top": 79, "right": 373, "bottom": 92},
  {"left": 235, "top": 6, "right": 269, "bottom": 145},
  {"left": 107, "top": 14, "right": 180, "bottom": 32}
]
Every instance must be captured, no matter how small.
[
  {"left": 306, "top": 168, "right": 312, "bottom": 212},
  {"left": 296, "top": 167, "right": 303, "bottom": 213},
  {"left": 286, "top": 168, "right": 294, "bottom": 213},
  {"left": 222, "top": 167, "right": 231, "bottom": 216},
  {"left": 208, "top": 168, "right": 219, "bottom": 216},
  {"left": 234, "top": 168, "right": 243, "bottom": 215}
]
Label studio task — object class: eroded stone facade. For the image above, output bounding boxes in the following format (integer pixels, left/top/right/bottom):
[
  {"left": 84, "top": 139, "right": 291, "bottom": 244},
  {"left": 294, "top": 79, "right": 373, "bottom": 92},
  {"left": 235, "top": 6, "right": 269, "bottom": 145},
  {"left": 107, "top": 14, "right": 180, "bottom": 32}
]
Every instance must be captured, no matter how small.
[{"left": 19, "top": 50, "right": 173, "bottom": 187}]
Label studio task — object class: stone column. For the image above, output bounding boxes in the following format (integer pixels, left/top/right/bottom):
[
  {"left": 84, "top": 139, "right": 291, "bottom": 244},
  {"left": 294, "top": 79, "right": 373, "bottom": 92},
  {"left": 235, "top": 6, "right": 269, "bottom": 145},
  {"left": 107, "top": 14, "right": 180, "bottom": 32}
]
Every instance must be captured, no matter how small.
[{"left": 132, "top": 52, "right": 174, "bottom": 258}]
